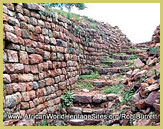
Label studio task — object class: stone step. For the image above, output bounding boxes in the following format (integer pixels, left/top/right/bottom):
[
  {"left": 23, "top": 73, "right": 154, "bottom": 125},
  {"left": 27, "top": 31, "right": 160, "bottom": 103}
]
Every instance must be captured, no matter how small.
[
  {"left": 110, "top": 54, "right": 132, "bottom": 60},
  {"left": 99, "top": 66, "right": 134, "bottom": 75},
  {"left": 91, "top": 79, "right": 114, "bottom": 88},
  {"left": 101, "top": 60, "right": 132, "bottom": 67},
  {"left": 73, "top": 91, "right": 119, "bottom": 104},
  {"left": 66, "top": 106, "right": 111, "bottom": 115}
]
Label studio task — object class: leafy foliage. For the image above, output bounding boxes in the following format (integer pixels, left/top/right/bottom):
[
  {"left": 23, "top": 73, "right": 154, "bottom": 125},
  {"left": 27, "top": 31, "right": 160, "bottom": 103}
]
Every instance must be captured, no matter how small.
[
  {"left": 61, "top": 91, "right": 74, "bottom": 107},
  {"left": 128, "top": 55, "right": 138, "bottom": 60},
  {"left": 122, "top": 89, "right": 134, "bottom": 105},
  {"left": 44, "top": 3, "right": 86, "bottom": 11},
  {"left": 149, "top": 47, "right": 160, "bottom": 53},
  {"left": 37, "top": 120, "right": 52, "bottom": 126}
]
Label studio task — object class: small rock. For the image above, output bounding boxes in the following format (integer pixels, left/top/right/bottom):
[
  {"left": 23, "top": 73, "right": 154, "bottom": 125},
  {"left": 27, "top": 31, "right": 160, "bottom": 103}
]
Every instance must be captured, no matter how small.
[
  {"left": 144, "top": 84, "right": 159, "bottom": 93},
  {"left": 67, "top": 107, "right": 82, "bottom": 114},
  {"left": 134, "top": 119, "right": 152, "bottom": 126},
  {"left": 82, "top": 88, "right": 89, "bottom": 92},
  {"left": 92, "top": 94, "right": 107, "bottom": 103},
  {"left": 69, "top": 119, "right": 85, "bottom": 126},
  {"left": 134, "top": 58, "right": 145, "bottom": 67},
  {"left": 106, "top": 94, "right": 118, "bottom": 101}
]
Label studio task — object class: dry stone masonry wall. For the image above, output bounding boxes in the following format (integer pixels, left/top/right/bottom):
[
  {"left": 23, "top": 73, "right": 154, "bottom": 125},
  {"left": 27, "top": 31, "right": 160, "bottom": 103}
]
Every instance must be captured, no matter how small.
[{"left": 3, "top": 3, "right": 130, "bottom": 125}]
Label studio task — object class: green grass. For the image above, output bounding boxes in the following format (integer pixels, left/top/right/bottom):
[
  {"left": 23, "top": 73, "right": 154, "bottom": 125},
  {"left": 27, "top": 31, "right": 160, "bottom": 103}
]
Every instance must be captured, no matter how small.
[
  {"left": 128, "top": 55, "right": 138, "bottom": 60},
  {"left": 90, "top": 23, "right": 98, "bottom": 30},
  {"left": 122, "top": 89, "right": 134, "bottom": 105},
  {"left": 101, "top": 57, "right": 115, "bottom": 62},
  {"left": 128, "top": 47, "right": 138, "bottom": 51},
  {"left": 149, "top": 47, "right": 160, "bottom": 53},
  {"left": 80, "top": 72, "right": 100, "bottom": 80},
  {"left": 75, "top": 81, "right": 93, "bottom": 90},
  {"left": 114, "top": 52, "right": 127, "bottom": 56},
  {"left": 104, "top": 83, "right": 122, "bottom": 94},
  {"left": 37, "top": 120, "right": 52, "bottom": 126}
]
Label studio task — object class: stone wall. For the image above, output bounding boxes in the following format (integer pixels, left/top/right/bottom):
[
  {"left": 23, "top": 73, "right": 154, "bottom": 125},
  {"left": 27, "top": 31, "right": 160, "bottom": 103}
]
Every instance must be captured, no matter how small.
[{"left": 3, "top": 3, "right": 130, "bottom": 125}]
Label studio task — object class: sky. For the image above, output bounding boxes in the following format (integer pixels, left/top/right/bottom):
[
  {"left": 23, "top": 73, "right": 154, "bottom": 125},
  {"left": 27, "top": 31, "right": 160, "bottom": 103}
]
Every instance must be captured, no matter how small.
[{"left": 71, "top": 3, "right": 160, "bottom": 43}]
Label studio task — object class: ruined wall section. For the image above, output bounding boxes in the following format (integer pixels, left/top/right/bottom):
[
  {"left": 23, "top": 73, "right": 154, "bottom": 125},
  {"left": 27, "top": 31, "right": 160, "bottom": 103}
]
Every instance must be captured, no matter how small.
[{"left": 3, "top": 3, "right": 130, "bottom": 124}]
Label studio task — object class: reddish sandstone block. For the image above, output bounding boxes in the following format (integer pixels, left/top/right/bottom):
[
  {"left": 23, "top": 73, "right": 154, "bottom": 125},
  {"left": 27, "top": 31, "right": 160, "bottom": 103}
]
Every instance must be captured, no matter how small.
[
  {"left": 13, "top": 83, "right": 26, "bottom": 92},
  {"left": 5, "top": 3, "right": 14, "bottom": 11},
  {"left": 4, "top": 24, "right": 14, "bottom": 32},
  {"left": 28, "top": 90, "right": 36, "bottom": 99},
  {"left": 5, "top": 64, "right": 15, "bottom": 73},
  {"left": 17, "top": 37, "right": 24, "bottom": 45},
  {"left": 36, "top": 89, "right": 44, "bottom": 98},
  {"left": 18, "top": 74, "right": 33, "bottom": 82},
  {"left": 26, "top": 82, "right": 34, "bottom": 91},
  {"left": 29, "top": 54, "right": 43, "bottom": 64},
  {"left": 19, "top": 51, "right": 29, "bottom": 64},
  {"left": 24, "top": 65, "right": 31, "bottom": 73},
  {"left": 3, "top": 74, "right": 11, "bottom": 83},
  {"left": 15, "top": 4, "right": 23, "bottom": 13},
  {"left": 6, "top": 32, "right": 18, "bottom": 43},
  {"left": 30, "top": 65, "right": 39, "bottom": 74},
  {"left": 14, "top": 26, "right": 22, "bottom": 37},
  {"left": 4, "top": 83, "right": 14, "bottom": 95},
  {"left": 6, "top": 50, "right": 18, "bottom": 63},
  {"left": 45, "top": 78, "right": 54, "bottom": 86},
  {"left": 21, "top": 92, "right": 30, "bottom": 101},
  {"left": 21, "top": 102, "right": 30, "bottom": 110},
  {"left": 26, "top": 108, "right": 38, "bottom": 114},
  {"left": 35, "top": 26, "right": 41, "bottom": 33},
  {"left": 54, "top": 97, "right": 61, "bottom": 105}
]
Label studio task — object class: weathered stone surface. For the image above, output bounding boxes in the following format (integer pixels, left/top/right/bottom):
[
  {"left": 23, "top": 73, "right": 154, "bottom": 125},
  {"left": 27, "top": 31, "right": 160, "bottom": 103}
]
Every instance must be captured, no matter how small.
[
  {"left": 134, "top": 119, "right": 152, "bottom": 126},
  {"left": 19, "top": 51, "right": 29, "bottom": 64},
  {"left": 144, "top": 84, "right": 159, "bottom": 93},
  {"left": 18, "top": 74, "right": 33, "bottom": 82},
  {"left": 6, "top": 50, "right": 18, "bottom": 62},
  {"left": 29, "top": 54, "right": 43, "bottom": 64},
  {"left": 106, "top": 94, "right": 118, "bottom": 101},
  {"left": 23, "top": 3, "right": 45, "bottom": 11},
  {"left": 8, "top": 17, "right": 20, "bottom": 26},
  {"left": 135, "top": 99, "right": 147, "bottom": 110},
  {"left": 21, "top": 92, "right": 30, "bottom": 101},
  {"left": 134, "top": 58, "right": 145, "bottom": 67},
  {"left": 3, "top": 74, "right": 11, "bottom": 83},
  {"left": 69, "top": 119, "right": 85, "bottom": 126},
  {"left": 145, "top": 91, "right": 160, "bottom": 106},
  {"left": 73, "top": 91, "right": 97, "bottom": 103},
  {"left": 6, "top": 32, "right": 18, "bottom": 43},
  {"left": 30, "top": 17, "right": 37, "bottom": 26},
  {"left": 92, "top": 94, "right": 107, "bottom": 103},
  {"left": 67, "top": 107, "right": 82, "bottom": 114},
  {"left": 16, "top": 119, "right": 35, "bottom": 126},
  {"left": 21, "top": 29, "right": 31, "bottom": 39},
  {"left": 5, "top": 94, "right": 17, "bottom": 108}
]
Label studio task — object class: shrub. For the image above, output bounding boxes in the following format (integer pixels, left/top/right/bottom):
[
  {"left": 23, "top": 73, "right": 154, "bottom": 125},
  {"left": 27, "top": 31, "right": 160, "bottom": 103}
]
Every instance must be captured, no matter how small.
[
  {"left": 37, "top": 120, "right": 52, "bottom": 126},
  {"left": 61, "top": 91, "right": 74, "bottom": 108},
  {"left": 122, "top": 89, "right": 134, "bottom": 105},
  {"left": 149, "top": 47, "right": 160, "bottom": 53}
]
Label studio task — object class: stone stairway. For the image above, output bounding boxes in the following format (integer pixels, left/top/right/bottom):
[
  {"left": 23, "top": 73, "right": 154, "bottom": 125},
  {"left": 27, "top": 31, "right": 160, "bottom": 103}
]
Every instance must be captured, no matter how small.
[
  {"left": 64, "top": 91, "right": 121, "bottom": 125},
  {"left": 60, "top": 42, "right": 160, "bottom": 126}
]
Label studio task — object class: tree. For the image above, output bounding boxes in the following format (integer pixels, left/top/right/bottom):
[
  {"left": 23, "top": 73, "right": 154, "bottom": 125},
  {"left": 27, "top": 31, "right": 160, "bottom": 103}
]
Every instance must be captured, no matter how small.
[{"left": 45, "top": 3, "right": 86, "bottom": 12}]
